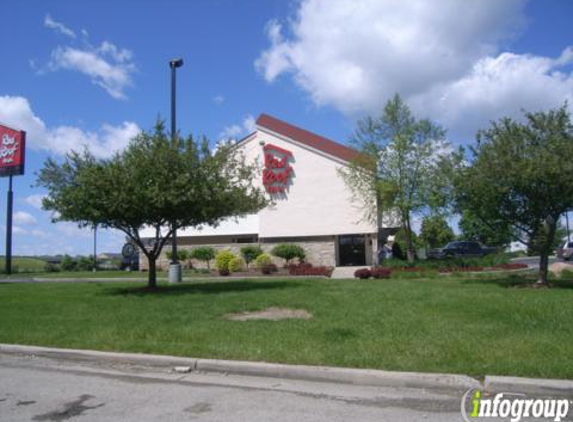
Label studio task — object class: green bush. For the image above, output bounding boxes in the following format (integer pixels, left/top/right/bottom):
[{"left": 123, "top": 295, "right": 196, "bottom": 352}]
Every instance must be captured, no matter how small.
[
  {"left": 215, "top": 250, "right": 236, "bottom": 272},
  {"left": 271, "top": 244, "right": 305, "bottom": 265},
  {"left": 44, "top": 262, "right": 60, "bottom": 273},
  {"left": 190, "top": 246, "right": 216, "bottom": 269},
  {"left": 166, "top": 249, "right": 190, "bottom": 261},
  {"left": 76, "top": 256, "right": 94, "bottom": 271},
  {"left": 254, "top": 253, "right": 272, "bottom": 268},
  {"left": 240, "top": 245, "right": 263, "bottom": 268},
  {"left": 229, "top": 257, "right": 245, "bottom": 273},
  {"left": 60, "top": 255, "right": 76, "bottom": 271}
]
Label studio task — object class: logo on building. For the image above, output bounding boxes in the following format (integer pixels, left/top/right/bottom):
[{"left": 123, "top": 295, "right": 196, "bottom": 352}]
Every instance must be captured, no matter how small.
[{"left": 262, "top": 143, "right": 293, "bottom": 193}]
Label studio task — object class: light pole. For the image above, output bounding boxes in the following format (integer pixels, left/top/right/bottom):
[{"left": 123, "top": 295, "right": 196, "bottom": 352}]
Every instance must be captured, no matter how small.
[{"left": 169, "top": 58, "right": 183, "bottom": 284}]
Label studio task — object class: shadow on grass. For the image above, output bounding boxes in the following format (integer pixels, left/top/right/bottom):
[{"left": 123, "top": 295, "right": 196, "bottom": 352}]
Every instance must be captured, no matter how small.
[
  {"left": 459, "top": 275, "right": 573, "bottom": 289},
  {"left": 103, "top": 279, "right": 302, "bottom": 296}
]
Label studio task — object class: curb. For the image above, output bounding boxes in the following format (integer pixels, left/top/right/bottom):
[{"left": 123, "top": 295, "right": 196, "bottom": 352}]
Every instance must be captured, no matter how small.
[
  {"left": 485, "top": 376, "right": 573, "bottom": 397},
  {"left": 2, "top": 344, "right": 571, "bottom": 396},
  {"left": 0, "top": 344, "right": 477, "bottom": 393}
]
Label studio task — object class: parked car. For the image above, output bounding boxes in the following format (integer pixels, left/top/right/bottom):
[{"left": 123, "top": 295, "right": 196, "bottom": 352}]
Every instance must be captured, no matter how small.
[
  {"left": 428, "top": 241, "right": 496, "bottom": 259},
  {"left": 557, "top": 241, "right": 573, "bottom": 260}
]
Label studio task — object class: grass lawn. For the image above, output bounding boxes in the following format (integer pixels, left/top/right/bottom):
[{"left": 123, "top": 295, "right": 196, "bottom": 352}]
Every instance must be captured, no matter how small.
[
  {"left": 0, "top": 276, "right": 571, "bottom": 379},
  {"left": 0, "top": 257, "right": 48, "bottom": 273},
  {"left": 0, "top": 270, "right": 209, "bottom": 279}
]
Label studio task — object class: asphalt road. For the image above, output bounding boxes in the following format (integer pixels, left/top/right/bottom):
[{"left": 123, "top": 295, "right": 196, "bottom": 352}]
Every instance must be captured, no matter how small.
[{"left": 0, "top": 353, "right": 467, "bottom": 422}]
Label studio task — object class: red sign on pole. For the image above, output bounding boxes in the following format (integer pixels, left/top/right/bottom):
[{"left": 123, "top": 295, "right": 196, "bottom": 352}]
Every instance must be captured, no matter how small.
[
  {"left": 0, "top": 124, "right": 26, "bottom": 177},
  {"left": 262, "top": 143, "right": 293, "bottom": 193}
]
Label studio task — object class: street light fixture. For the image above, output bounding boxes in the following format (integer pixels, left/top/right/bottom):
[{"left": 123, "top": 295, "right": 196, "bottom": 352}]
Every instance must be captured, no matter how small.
[{"left": 168, "top": 57, "right": 183, "bottom": 284}]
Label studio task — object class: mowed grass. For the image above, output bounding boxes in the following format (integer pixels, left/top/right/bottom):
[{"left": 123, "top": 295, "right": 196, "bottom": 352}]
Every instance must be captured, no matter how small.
[
  {"left": 0, "top": 257, "right": 48, "bottom": 273},
  {"left": 0, "top": 276, "right": 572, "bottom": 379}
]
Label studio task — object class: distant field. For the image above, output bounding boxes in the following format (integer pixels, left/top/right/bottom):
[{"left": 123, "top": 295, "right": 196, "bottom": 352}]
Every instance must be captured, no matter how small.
[{"left": 0, "top": 257, "right": 47, "bottom": 273}]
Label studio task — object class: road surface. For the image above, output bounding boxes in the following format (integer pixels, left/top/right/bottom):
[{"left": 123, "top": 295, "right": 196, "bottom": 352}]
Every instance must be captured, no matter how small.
[{"left": 0, "top": 353, "right": 465, "bottom": 422}]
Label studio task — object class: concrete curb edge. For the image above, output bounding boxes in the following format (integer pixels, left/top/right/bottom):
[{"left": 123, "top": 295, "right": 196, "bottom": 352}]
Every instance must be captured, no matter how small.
[{"left": 2, "top": 344, "right": 571, "bottom": 395}]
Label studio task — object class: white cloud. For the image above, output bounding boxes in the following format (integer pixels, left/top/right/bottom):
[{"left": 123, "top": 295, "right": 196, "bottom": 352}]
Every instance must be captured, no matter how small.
[
  {"left": 213, "top": 95, "right": 225, "bottom": 105},
  {"left": 44, "top": 14, "right": 76, "bottom": 38},
  {"left": 410, "top": 49, "right": 573, "bottom": 140},
  {"left": 31, "top": 229, "right": 50, "bottom": 239},
  {"left": 55, "top": 222, "right": 94, "bottom": 238},
  {"left": 12, "top": 226, "right": 28, "bottom": 235},
  {"left": 14, "top": 211, "right": 37, "bottom": 226},
  {"left": 255, "top": 0, "right": 573, "bottom": 141},
  {"left": 24, "top": 194, "right": 47, "bottom": 210},
  {"left": 219, "top": 114, "right": 256, "bottom": 141},
  {"left": 48, "top": 44, "right": 136, "bottom": 100},
  {"left": 0, "top": 95, "right": 140, "bottom": 158}
]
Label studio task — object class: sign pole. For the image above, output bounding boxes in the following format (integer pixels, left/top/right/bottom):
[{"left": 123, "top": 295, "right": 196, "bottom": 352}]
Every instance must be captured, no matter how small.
[{"left": 5, "top": 175, "right": 13, "bottom": 275}]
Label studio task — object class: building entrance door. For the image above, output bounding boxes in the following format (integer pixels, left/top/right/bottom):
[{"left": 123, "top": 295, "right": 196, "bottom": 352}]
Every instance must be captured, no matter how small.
[{"left": 338, "top": 235, "right": 366, "bottom": 266}]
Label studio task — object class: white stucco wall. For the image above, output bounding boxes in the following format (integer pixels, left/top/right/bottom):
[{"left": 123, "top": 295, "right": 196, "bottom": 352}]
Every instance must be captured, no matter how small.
[{"left": 140, "top": 126, "right": 378, "bottom": 239}]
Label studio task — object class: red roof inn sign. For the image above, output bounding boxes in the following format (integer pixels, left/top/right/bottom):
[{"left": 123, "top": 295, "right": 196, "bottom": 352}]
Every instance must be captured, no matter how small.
[
  {"left": 263, "top": 143, "right": 293, "bottom": 193},
  {"left": 0, "top": 124, "right": 26, "bottom": 177}
]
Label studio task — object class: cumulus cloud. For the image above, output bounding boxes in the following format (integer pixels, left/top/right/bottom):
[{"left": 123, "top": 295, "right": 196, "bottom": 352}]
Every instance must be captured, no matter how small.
[
  {"left": 24, "top": 194, "right": 47, "bottom": 210},
  {"left": 42, "top": 15, "right": 136, "bottom": 99},
  {"left": 219, "top": 114, "right": 256, "bottom": 141},
  {"left": 44, "top": 14, "right": 76, "bottom": 38},
  {"left": 256, "top": 0, "right": 573, "bottom": 141},
  {"left": 48, "top": 43, "right": 136, "bottom": 100},
  {"left": 14, "top": 211, "right": 38, "bottom": 226},
  {"left": 0, "top": 95, "right": 140, "bottom": 158}
]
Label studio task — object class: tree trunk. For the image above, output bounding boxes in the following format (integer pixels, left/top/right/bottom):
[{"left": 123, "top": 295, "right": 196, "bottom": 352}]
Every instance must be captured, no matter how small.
[
  {"left": 404, "top": 216, "right": 415, "bottom": 264},
  {"left": 537, "top": 217, "right": 557, "bottom": 286},
  {"left": 147, "top": 257, "right": 157, "bottom": 289}
]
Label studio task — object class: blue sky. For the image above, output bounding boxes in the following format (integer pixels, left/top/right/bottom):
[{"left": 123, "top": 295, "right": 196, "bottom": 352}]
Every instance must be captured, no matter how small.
[{"left": 1, "top": 0, "right": 572, "bottom": 256}]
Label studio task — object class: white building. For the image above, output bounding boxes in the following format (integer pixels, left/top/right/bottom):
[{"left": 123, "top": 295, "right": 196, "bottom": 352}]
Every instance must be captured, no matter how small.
[{"left": 142, "top": 114, "right": 395, "bottom": 268}]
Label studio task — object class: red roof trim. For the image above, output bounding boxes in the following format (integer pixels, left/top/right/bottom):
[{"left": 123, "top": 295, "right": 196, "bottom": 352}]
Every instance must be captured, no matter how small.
[{"left": 256, "top": 114, "right": 359, "bottom": 163}]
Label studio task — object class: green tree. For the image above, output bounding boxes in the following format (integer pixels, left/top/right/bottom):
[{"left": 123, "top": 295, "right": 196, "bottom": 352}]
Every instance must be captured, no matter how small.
[
  {"left": 37, "top": 122, "right": 267, "bottom": 288},
  {"left": 419, "top": 215, "right": 455, "bottom": 249},
  {"left": 60, "top": 255, "right": 76, "bottom": 271},
  {"left": 527, "top": 220, "right": 567, "bottom": 256},
  {"left": 240, "top": 245, "right": 263, "bottom": 268},
  {"left": 454, "top": 105, "right": 573, "bottom": 285},
  {"left": 271, "top": 244, "right": 305, "bottom": 265},
  {"left": 458, "top": 209, "right": 514, "bottom": 249},
  {"left": 340, "top": 94, "right": 453, "bottom": 263},
  {"left": 189, "top": 246, "right": 216, "bottom": 270}
]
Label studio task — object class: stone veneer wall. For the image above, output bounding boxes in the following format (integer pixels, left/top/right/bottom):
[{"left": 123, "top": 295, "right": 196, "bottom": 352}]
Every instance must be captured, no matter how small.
[{"left": 139, "top": 238, "right": 336, "bottom": 271}]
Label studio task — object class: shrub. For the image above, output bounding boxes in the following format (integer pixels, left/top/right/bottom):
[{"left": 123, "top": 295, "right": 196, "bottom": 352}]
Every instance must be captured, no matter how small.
[
  {"left": 240, "top": 245, "right": 263, "bottom": 268},
  {"left": 261, "top": 263, "right": 278, "bottom": 275},
  {"left": 166, "top": 249, "right": 190, "bottom": 262},
  {"left": 44, "top": 262, "right": 60, "bottom": 273},
  {"left": 354, "top": 268, "right": 371, "bottom": 279},
  {"left": 254, "top": 253, "right": 272, "bottom": 268},
  {"left": 76, "top": 256, "right": 95, "bottom": 271},
  {"left": 228, "top": 257, "right": 245, "bottom": 273},
  {"left": 271, "top": 244, "right": 305, "bottom": 265},
  {"left": 215, "top": 250, "right": 236, "bottom": 272},
  {"left": 370, "top": 267, "right": 392, "bottom": 279},
  {"left": 60, "top": 255, "right": 76, "bottom": 271},
  {"left": 288, "top": 263, "right": 333, "bottom": 277},
  {"left": 190, "top": 246, "right": 216, "bottom": 270}
]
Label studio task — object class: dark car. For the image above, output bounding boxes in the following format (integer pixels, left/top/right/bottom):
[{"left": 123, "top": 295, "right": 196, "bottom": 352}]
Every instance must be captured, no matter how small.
[{"left": 428, "top": 241, "right": 496, "bottom": 259}]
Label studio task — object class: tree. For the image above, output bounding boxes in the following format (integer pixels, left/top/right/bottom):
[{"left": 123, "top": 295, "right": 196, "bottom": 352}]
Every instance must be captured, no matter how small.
[
  {"left": 189, "top": 246, "right": 216, "bottom": 270},
  {"left": 341, "top": 94, "right": 452, "bottom": 263},
  {"left": 37, "top": 122, "right": 267, "bottom": 288},
  {"left": 527, "top": 220, "right": 567, "bottom": 256},
  {"left": 419, "top": 215, "right": 455, "bottom": 249},
  {"left": 240, "top": 245, "right": 263, "bottom": 268},
  {"left": 271, "top": 244, "right": 305, "bottom": 265},
  {"left": 454, "top": 105, "right": 573, "bottom": 285},
  {"left": 458, "top": 209, "right": 514, "bottom": 249}
]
